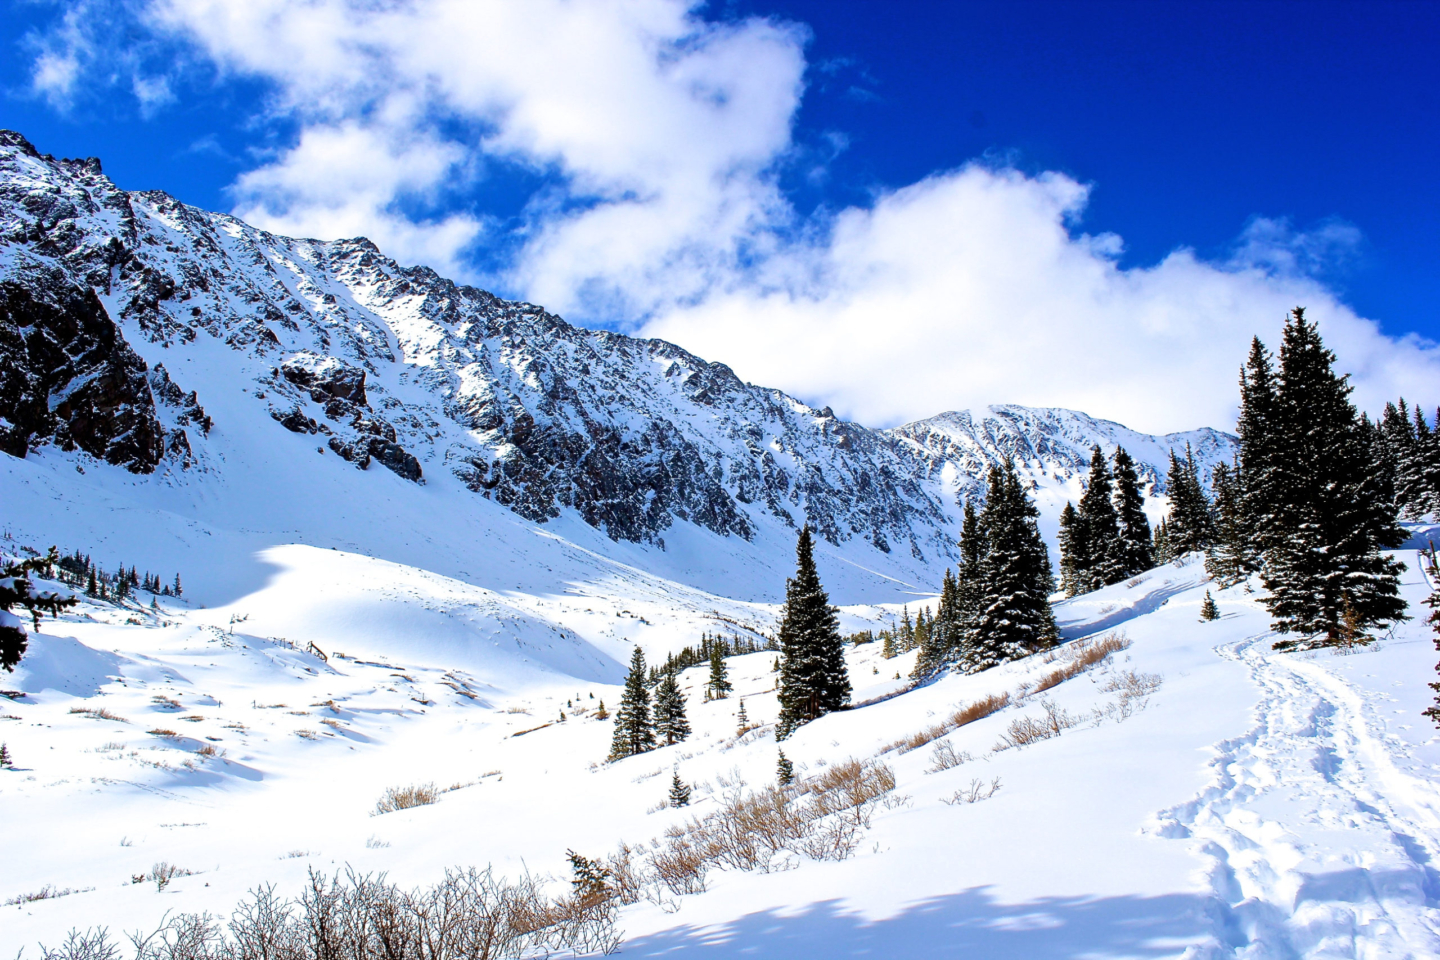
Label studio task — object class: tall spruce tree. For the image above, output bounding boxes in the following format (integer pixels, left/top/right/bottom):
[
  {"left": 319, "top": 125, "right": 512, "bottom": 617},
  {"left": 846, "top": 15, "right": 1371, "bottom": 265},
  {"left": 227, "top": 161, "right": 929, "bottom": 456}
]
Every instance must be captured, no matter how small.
[
  {"left": 969, "top": 460, "right": 1059, "bottom": 671},
  {"left": 706, "top": 645, "right": 732, "bottom": 700},
  {"left": 1260, "top": 308, "right": 1408, "bottom": 648},
  {"left": 1111, "top": 447, "right": 1154, "bottom": 577},
  {"left": 1417, "top": 407, "right": 1440, "bottom": 517},
  {"left": 777, "top": 525, "right": 851, "bottom": 738},
  {"left": 1380, "top": 400, "right": 1425, "bottom": 518},
  {"left": 1057, "top": 501, "right": 1086, "bottom": 598},
  {"left": 1165, "top": 445, "right": 1215, "bottom": 555},
  {"left": 1238, "top": 337, "right": 1284, "bottom": 562},
  {"left": 653, "top": 672, "right": 691, "bottom": 745},
  {"left": 1205, "top": 459, "right": 1250, "bottom": 586},
  {"left": 1076, "top": 445, "right": 1124, "bottom": 590},
  {"left": 607, "top": 646, "right": 656, "bottom": 760},
  {"left": 955, "top": 501, "right": 985, "bottom": 656},
  {"left": 1152, "top": 518, "right": 1174, "bottom": 565},
  {"left": 914, "top": 570, "right": 959, "bottom": 678}
]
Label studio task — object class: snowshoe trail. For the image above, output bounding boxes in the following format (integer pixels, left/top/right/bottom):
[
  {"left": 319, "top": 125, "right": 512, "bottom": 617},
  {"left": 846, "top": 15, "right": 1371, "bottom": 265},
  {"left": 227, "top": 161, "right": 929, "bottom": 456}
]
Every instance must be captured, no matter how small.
[{"left": 1157, "top": 634, "right": 1440, "bottom": 958}]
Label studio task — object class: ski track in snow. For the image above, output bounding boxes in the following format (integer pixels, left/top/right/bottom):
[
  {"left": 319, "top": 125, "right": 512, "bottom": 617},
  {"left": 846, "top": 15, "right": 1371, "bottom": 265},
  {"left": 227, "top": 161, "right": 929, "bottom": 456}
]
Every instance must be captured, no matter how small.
[{"left": 1157, "top": 634, "right": 1440, "bottom": 958}]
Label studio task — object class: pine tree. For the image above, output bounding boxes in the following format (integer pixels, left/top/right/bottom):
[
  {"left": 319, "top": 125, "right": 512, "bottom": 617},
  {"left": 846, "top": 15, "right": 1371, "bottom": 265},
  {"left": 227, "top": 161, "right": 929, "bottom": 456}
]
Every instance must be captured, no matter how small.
[
  {"left": 1076, "top": 444, "right": 1124, "bottom": 590},
  {"left": 653, "top": 672, "right": 691, "bottom": 745},
  {"left": 566, "top": 849, "right": 612, "bottom": 902},
  {"left": 595, "top": 699, "right": 608, "bottom": 720},
  {"left": 706, "top": 646, "right": 731, "bottom": 700},
  {"left": 1057, "top": 501, "right": 1086, "bottom": 598},
  {"left": 1260, "top": 309, "right": 1408, "bottom": 648},
  {"left": 173, "top": 574, "right": 183, "bottom": 597},
  {"left": 607, "top": 647, "right": 655, "bottom": 761},
  {"left": 668, "top": 771, "right": 691, "bottom": 808},
  {"left": 1199, "top": 591, "right": 1220, "bottom": 621},
  {"left": 736, "top": 699, "right": 750, "bottom": 734},
  {"left": 1417, "top": 406, "right": 1440, "bottom": 517},
  {"left": 1111, "top": 446, "right": 1154, "bottom": 577},
  {"left": 1421, "top": 549, "right": 1440, "bottom": 728},
  {"left": 776, "top": 525, "right": 851, "bottom": 738},
  {"left": 2, "top": 547, "right": 75, "bottom": 672},
  {"left": 969, "top": 460, "right": 1058, "bottom": 671},
  {"left": 1238, "top": 337, "right": 1284, "bottom": 561},
  {"left": 0, "top": 742, "right": 11, "bottom": 769},
  {"left": 1380, "top": 400, "right": 1424, "bottom": 517},
  {"left": 1165, "top": 445, "right": 1215, "bottom": 555},
  {"left": 915, "top": 569, "right": 960, "bottom": 677},
  {"left": 1151, "top": 518, "right": 1172, "bottom": 565},
  {"left": 954, "top": 500, "right": 985, "bottom": 660},
  {"left": 1205, "top": 459, "right": 1250, "bottom": 586},
  {"left": 776, "top": 750, "right": 795, "bottom": 786}
]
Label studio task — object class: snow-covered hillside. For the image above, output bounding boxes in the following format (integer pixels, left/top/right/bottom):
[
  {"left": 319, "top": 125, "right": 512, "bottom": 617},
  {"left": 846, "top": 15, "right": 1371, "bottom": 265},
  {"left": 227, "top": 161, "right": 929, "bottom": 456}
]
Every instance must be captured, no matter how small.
[
  {"left": 1, "top": 128, "right": 1235, "bottom": 609},
  {"left": 4, "top": 543, "right": 1439, "bottom": 957}
]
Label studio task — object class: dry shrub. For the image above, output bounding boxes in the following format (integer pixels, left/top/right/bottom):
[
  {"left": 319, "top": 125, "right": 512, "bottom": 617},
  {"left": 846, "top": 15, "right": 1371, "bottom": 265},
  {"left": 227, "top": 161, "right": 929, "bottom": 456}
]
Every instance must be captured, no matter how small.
[
  {"left": 195, "top": 744, "right": 225, "bottom": 759},
  {"left": 1033, "top": 632, "right": 1132, "bottom": 693},
  {"left": 147, "top": 729, "right": 179, "bottom": 739},
  {"left": 1099, "top": 669, "right": 1163, "bottom": 720},
  {"left": 374, "top": 782, "right": 439, "bottom": 815},
  {"left": 941, "top": 777, "right": 1003, "bottom": 805},
  {"left": 145, "top": 862, "right": 195, "bottom": 891},
  {"left": 994, "top": 701, "right": 1079, "bottom": 751},
  {"left": 884, "top": 692, "right": 1011, "bottom": 754},
  {"left": 649, "top": 825, "right": 713, "bottom": 895},
  {"left": 53, "top": 865, "right": 620, "bottom": 960},
  {"left": 69, "top": 707, "right": 127, "bottom": 722},
  {"left": 927, "top": 742, "right": 972, "bottom": 773},
  {"left": 3, "top": 884, "right": 93, "bottom": 906}
]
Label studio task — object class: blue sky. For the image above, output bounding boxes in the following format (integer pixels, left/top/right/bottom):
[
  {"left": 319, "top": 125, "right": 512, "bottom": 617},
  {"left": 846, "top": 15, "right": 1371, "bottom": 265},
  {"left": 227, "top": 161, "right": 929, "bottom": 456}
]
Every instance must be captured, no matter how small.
[{"left": 3, "top": 0, "right": 1438, "bottom": 432}]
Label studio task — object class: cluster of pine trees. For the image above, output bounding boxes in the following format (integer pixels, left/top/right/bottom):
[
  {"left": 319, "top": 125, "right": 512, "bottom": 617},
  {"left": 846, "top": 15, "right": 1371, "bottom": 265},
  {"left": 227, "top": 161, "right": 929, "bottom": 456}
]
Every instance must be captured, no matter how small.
[
  {"left": 1057, "top": 445, "right": 1153, "bottom": 595},
  {"left": 1205, "top": 309, "right": 1408, "bottom": 648},
  {"left": 1155, "top": 446, "right": 1216, "bottom": 562},
  {"left": 908, "top": 460, "right": 1058, "bottom": 679},
  {"left": 645, "top": 632, "right": 775, "bottom": 685},
  {"left": 607, "top": 647, "right": 692, "bottom": 761},
  {"left": 1378, "top": 400, "right": 1440, "bottom": 520},
  {"left": 54, "top": 549, "right": 183, "bottom": 602}
]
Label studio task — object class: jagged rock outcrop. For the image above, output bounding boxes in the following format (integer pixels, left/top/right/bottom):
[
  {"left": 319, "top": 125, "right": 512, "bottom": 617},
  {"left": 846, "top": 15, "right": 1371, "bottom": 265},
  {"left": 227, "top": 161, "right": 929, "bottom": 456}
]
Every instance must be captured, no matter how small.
[{"left": 0, "top": 129, "right": 1237, "bottom": 557}]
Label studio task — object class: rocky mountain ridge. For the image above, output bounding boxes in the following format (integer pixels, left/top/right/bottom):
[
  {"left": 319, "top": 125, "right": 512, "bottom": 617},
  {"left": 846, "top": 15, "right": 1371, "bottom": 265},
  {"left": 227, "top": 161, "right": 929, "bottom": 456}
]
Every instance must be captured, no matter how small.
[{"left": 0, "top": 129, "right": 1236, "bottom": 575}]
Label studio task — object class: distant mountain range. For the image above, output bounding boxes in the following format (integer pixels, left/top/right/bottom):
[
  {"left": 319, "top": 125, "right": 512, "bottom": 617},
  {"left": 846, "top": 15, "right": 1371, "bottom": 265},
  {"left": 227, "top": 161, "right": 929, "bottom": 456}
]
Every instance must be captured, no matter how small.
[{"left": 0, "top": 129, "right": 1235, "bottom": 596}]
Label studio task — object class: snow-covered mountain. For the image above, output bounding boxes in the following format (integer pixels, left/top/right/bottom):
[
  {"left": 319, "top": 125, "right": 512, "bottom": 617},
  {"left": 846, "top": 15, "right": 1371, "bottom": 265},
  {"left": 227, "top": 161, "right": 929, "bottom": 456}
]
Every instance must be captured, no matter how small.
[{"left": 0, "top": 129, "right": 1235, "bottom": 602}]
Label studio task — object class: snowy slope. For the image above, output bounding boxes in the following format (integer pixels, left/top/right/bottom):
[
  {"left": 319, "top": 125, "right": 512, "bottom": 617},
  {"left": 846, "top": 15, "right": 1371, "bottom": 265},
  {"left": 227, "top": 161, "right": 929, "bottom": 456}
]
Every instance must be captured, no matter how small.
[
  {"left": 1, "top": 128, "right": 1236, "bottom": 611},
  {"left": 4, "top": 544, "right": 1440, "bottom": 958}
]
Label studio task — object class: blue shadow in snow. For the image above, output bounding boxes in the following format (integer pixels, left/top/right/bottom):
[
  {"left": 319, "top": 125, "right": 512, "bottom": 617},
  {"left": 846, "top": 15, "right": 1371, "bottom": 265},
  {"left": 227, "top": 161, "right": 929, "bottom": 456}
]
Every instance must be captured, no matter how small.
[
  {"left": 621, "top": 888, "right": 1232, "bottom": 959},
  {"left": 1055, "top": 580, "right": 1199, "bottom": 641}
]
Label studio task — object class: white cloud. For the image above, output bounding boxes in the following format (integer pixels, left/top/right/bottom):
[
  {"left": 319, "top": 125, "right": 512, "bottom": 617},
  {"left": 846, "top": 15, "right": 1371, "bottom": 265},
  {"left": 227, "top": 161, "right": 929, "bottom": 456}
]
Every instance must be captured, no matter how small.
[{"left": 28, "top": 0, "right": 1440, "bottom": 433}]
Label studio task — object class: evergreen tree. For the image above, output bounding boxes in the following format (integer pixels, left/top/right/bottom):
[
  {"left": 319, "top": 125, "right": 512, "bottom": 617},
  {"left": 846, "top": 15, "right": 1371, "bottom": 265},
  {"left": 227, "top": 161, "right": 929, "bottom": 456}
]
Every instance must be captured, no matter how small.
[
  {"left": 1380, "top": 400, "right": 1424, "bottom": 517},
  {"left": 736, "top": 699, "right": 749, "bottom": 730},
  {"left": 595, "top": 699, "right": 608, "bottom": 720},
  {"left": 776, "top": 525, "right": 851, "bottom": 738},
  {"left": 1111, "top": 446, "right": 1154, "bottom": 577},
  {"left": 653, "top": 672, "right": 691, "bottom": 745},
  {"left": 566, "top": 850, "right": 612, "bottom": 902},
  {"left": 955, "top": 500, "right": 985, "bottom": 656},
  {"left": 915, "top": 569, "right": 961, "bottom": 677},
  {"left": 1420, "top": 549, "right": 1440, "bottom": 728},
  {"left": 668, "top": 771, "right": 692, "bottom": 808},
  {"left": 1261, "top": 309, "right": 1409, "bottom": 648},
  {"left": 1151, "top": 518, "right": 1173, "bottom": 565},
  {"left": 1, "top": 547, "right": 75, "bottom": 672},
  {"left": 1237, "top": 337, "right": 1284, "bottom": 561},
  {"left": 706, "top": 646, "right": 732, "bottom": 700},
  {"left": 607, "top": 647, "right": 655, "bottom": 761},
  {"left": 1205, "top": 459, "right": 1250, "bottom": 586},
  {"left": 1199, "top": 591, "right": 1220, "bottom": 621},
  {"left": 0, "top": 742, "right": 11, "bottom": 769},
  {"left": 1165, "top": 445, "right": 1215, "bottom": 555},
  {"left": 969, "top": 460, "right": 1059, "bottom": 671},
  {"left": 776, "top": 750, "right": 795, "bottom": 786},
  {"left": 1076, "top": 444, "right": 1124, "bottom": 590},
  {"left": 1057, "top": 501, "right": 1086, "bottom": 598},
  {"left": 1417, "top": 406, "right": 1440, "bottom": 517}
]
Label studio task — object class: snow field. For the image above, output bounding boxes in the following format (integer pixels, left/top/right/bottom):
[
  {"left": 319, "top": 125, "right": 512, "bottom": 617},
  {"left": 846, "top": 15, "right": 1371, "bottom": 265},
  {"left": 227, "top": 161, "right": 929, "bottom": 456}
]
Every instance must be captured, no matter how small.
[{"left": 3, "top": 550, "right": 1440, "bottom": 957}]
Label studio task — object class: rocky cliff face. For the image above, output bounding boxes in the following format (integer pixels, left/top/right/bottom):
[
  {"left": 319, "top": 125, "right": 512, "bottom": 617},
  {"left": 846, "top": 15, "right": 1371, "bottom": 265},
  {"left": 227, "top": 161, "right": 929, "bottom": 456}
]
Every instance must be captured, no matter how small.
[{"left": 0, "top": 130, "right": 1236, "bottom": 566}]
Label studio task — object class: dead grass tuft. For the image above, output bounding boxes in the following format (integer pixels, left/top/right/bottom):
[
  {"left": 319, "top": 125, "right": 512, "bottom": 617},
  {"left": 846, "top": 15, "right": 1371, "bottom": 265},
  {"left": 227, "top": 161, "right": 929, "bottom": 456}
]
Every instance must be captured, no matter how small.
[
  {"left": 884, "top": 692, "right": 1011, "bottom": 754},
  {"left": 374, "top": 782, "right": 440, "bottom": 815},
  {"left": 1032, "top": 632, "right": 1132, "bottom": 693},
  {"left": 69, "top": 706, "right": 128, "bottom": 722}
]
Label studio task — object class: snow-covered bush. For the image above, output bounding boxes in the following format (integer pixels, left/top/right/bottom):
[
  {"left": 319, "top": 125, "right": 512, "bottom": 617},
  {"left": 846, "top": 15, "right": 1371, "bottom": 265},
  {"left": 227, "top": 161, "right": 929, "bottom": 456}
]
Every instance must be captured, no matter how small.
[{"left": 373, "top": 782, "right": 439, "bottom": 815}]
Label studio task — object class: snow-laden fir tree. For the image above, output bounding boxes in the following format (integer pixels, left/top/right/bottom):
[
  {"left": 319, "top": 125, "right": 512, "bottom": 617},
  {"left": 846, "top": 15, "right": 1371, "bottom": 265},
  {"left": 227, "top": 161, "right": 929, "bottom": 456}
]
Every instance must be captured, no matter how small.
[
  {"left": 776, "top": 525, "right": 851, "bottom": 739},
  {"left": 968, "top": 459, "right": 1058, "bottom": 671},
  {"left": 1, "top": 547, "right": 75, "bottom": 672},
  {"left": 1421, "top": 548, "right": 1440, "bottom": 728},
  {"left": 1111, "top": 446, "right": 1154, "bottom": 577},
  {"left": 1076, "top": 444, "right": 1124, "bottom": 590},
  {"left": 1259, "top": 309, "right": 1408, "bottom": 649},
  {"left": 607, "top": 646, "right": 655, "bottom": 760},
  {"left": 668, "top": 771, "right": 691, "bottom": 808},
  {"left": 954, "top": 500, "right": 985, "bottom": 652},
  {"left": 1152, "top": 518, "right": 1174, "bottom": 565},
  {"left": 1205, "top": 459, "right": 1250, "bottom": 586},
  {"left": 736, "top": 699, "right": 749, "bottom": 732},
  {"left": 1057, "top": 501, "right": 1085, "bottom": 597},
  {"left": 706, "top": 645, "right": 731, "bottom": 700},
  {"left": 653, "top": 671, "right": 690, "bottom": 745},
  {"left": 914, "top": 569, "right": 960, "bottom": 678},
  {"left": 1379, "top": 399, "right": 1428, "bottom": 518},
  {"left": 1165, "top": 445, "right": 1215, "bottom": 555},
  {"left": 1237, "top": 336, "right": 1284, "bottom": 564},
  {"left": 0, "top": 743, "right": 11, "bottom": 769},
  {"left": 1200, "top": 591, "right": 1220, "bottom": 621},
  {"left": 777, "top": 750, "right": 795, "bottom": 786}
]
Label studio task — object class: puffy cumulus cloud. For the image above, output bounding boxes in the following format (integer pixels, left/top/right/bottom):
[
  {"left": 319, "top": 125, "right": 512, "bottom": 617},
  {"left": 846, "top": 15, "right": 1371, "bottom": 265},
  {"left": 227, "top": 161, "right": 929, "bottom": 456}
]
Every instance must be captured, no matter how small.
[
  {"left": 639, "top": 166, "right": 1440, "bottom": 433},
  {"left": 140, "top": 0, "right": 806, "bottom": 307},
  {"left": 27, "top": 0, "right": 1440, "bottom": 432}
]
